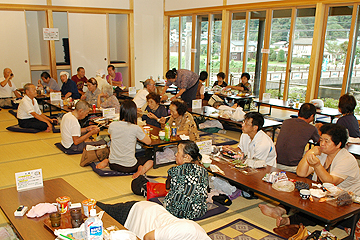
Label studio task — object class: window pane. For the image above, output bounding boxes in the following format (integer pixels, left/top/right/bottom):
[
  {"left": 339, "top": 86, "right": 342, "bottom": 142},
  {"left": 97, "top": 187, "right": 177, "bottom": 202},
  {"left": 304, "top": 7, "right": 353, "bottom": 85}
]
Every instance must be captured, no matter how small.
[
  {"left": 180, "top": 16, "right": 192, "bottom": 70},
  {"left": 288, "top": 8, "right": 316, "bottom": 103},
  {"left": 266, "top": 9, "right": 292, "bottom": 99},
  {"left": 169, "top": 17, "right": 179, "bottom": 70},
  {"left": 194, "top": 15, "right": 209, "bottom": 75},
  {"left": 247, "top": 11, "right": 266, "bottom": 97},
  {"left": 209, "top": 14, "right": 222, "bottom": 87},
  {"left": 318, "top": 6, "right": 353, "bottom": 107},
  {"left": 229, "top": 12, "right": 246, "bottom": 86},
  {"left": 347, "top": 6, "right": 360, "bottom": 115}
]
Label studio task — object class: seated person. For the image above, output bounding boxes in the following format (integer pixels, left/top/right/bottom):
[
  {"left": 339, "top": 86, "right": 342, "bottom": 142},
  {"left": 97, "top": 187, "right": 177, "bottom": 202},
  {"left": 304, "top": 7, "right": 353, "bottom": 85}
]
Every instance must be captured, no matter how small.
[
  {"left": 212, "top": 72, "right": 227, "bottom": 88},
  {"left": 96, "top": 100, "right": 153, "bottom": 179},
  {"left": 276, "top": 103, "right": 320, "bottom": 172},
  {"left": 196, "top": 71, "right": 208, "bottom": 100},
  {"left": 60, "top": 100, "right": 100, "bottom": 151},
  {"left": 260, "top": 124, "right": 360, "bottom": 227},
  {"left": 71, "top": 67, "right": 87, "bottom": 94},
  {"left": 164, "top": 141, "right": 208, "bottom": 220},
  {"left": 106, "top": 64, "right": 123, "bottom": 87},
  {"left": 37, "top": 72, "right": 60, "bottom": 92},
  {"left": 97, "top": 201, "right": 210, "bottom": 240},
  {"left": 224, "top": 112, "right": 276, "bottom": 167},
  {"left": 159, "top": 99, "right": 200, "bottom": 141},
  {"left": 94, "top": 69, "right": 109, "bottom": 91},
  {"left": 141, "top": 92, "right": 167, "bottom": 128},
  {"left": 81, "top": 77, "right": 100, "bottom": 106},
  {"left": 97, "top": 84, "right": 120, "bottom": 114},
  {"left": 337, "top": 93, "right": 360, "bottom": 138},
  {"left": 0, "top": 68, "right": 22, "bottom": 108},
  {"left": 133, "top": 78, "right": 156, "bottom": 109},
  {"left": 226, "top": 72, "right": 252, "bottom": 95},
  {"left": 60, "top": 71, "right": 81, "bottom": 99},
  {"left": 17, "top": 83, "right": 55, "bottom": 132}
]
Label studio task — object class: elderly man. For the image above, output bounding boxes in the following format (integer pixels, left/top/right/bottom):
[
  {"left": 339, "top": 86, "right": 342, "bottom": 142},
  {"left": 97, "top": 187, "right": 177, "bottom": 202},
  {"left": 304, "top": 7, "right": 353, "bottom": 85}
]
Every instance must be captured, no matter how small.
[
  {"left": 0, "top": 68, "right": 22, "bottom": 107},
  {"left": 106, "top": 65, "right": 123, "bottom": 87},
  {"left": 17, "top": 83, "right": 55, "bottom": 132},
  {"left": 71, "top": 67, "right": 88, "bottom": 94},
  {"left": 276, "top": 103, "right": 320, "bottom": 172},
  {"left": 60, "top": 71, "right": 80, "bottom": 99},
  {"left": 37, "top": 72, "right": 60, "bottom": 92},
  {"left": 133, "top": 78, "right": 156, "bottom": 109},
  {"left": 60, "top": 100, "right": 100, "bottom": 151}
]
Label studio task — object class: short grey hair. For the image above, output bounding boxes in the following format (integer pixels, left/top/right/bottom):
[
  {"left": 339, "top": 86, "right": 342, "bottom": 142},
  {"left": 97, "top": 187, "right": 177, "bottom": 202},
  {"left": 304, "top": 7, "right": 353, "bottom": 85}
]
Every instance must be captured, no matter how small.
[
  {"left": 143, "top": 78, "right": 154, "bottom": 88},
  {"left": 75, "top": 100, "right": 90, "bottom": 111},
  {"left": 24, "top": 83, "right": 34, "bottom": 92},
  {"left": 102, "top": 84, "right": 113, "bottom": 97}
]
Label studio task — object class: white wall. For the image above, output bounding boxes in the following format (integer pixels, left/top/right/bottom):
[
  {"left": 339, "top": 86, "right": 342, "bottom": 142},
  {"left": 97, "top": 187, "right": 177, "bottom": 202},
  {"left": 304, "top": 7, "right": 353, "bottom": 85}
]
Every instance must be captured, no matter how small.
[
  {"left": 133, "top": 0, "right": 164, "bottom": 89},
  {"left": 52, "top": 0, "right": 130, "bottom": 9},
  {"left": 53, "top": 12, "right": 69, "bottom": 64},
  {"left": 0, "top": 0, "right": 46, "bottom": 4}
]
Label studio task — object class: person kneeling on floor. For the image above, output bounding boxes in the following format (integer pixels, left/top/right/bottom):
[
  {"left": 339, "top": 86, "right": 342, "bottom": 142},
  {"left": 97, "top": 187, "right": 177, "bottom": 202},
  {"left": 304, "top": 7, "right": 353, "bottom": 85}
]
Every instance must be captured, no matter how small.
[
  {"left": 17, "top": 83, "right": 56, "bottom": 132},
  {"left": 60, "top": 100, "right": 100, "bottom": 151}
]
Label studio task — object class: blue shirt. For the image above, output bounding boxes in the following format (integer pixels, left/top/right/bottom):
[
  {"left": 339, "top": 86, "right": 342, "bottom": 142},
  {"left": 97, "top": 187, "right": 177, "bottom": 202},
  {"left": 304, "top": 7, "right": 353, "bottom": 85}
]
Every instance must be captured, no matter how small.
[{"left": 61, "top": 79, "right": 80, "bottom": 99}]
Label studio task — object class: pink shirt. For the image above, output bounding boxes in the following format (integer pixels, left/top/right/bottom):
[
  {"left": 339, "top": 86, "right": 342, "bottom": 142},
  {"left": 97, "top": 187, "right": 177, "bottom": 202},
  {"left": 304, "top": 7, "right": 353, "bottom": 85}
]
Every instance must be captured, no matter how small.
[{"left": 106, "top": 72, "right": 123, "bottom": 86}]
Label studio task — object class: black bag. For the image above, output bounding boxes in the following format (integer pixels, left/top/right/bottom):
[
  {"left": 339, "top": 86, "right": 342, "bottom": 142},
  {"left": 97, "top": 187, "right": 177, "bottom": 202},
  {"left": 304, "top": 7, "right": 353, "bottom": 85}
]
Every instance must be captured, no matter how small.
[{"left": 131, "top": 175, "right": 149, "bottom": 197}]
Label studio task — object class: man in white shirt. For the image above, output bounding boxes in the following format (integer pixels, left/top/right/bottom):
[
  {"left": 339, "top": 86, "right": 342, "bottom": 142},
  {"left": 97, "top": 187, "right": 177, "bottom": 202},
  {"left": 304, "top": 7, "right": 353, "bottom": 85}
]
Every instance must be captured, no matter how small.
[
  {"left": 133, "top": 79, "right": 156, "bottom": 109},
  {"left": 17, "top": 83, "right": 55, "bottom": 132},
  {"left": 0, "top": 68, "right": 22, "bottom": 107},
  {"left": 60, "top": 100, "right": 100, "bottom": 151},
  {"left": 225, "top": 112, "right": 276, "bottom": 167}
]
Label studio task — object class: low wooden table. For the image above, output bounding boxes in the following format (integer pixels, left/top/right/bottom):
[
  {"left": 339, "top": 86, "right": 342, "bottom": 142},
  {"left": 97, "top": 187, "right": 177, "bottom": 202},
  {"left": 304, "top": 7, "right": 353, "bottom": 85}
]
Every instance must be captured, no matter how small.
[
  {"left": 254, "top": 99, "right": 341, "bottom": 123},
  {"left": 140, "top": 125, "right": 184, "bottom": 168},
  {"left": 43, "top": 100, "right": 102, "bottom": 116},
  {"left": 207, "top": 161, "right": 360, "bottom": 240},
  {"left": 0, "top": 178, "right": 132, "bottom": 240},
  {"left": 189, "top": 107, "right": 283, "bottom": 141}
]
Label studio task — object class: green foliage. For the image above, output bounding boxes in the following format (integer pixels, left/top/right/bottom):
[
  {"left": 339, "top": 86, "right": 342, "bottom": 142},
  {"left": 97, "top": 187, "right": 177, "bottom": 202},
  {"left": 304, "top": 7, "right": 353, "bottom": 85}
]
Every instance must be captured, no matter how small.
[
  {"left": 277, "top": 49, "right": 286, "bottom": 62},
  {"left": 269, "top": 49, "right": 277, "bottom": 61},
  {"left": 292, "top": 57, "right": 310, "bottom": 64}
]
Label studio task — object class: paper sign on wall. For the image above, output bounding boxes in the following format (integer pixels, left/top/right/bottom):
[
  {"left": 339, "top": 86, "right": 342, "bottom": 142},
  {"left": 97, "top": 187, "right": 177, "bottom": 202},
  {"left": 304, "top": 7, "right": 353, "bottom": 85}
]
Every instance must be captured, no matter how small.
[
  {"left": 129, "top": 87, "right": 137, "bottom": 95},
  {"left": 15, "top": 169, "right": 43, "bottom": 192},
  {"left": 261, "top": 48, "right": 270, "bottom": 54},
  {"left": 43, "top": 28, "right": 59, "bottom": 40},
  {"left": 196, "top": 140, "right": 212, "bottom": 155},
  {"left": 50, "top": 92, "right": 61, "bottom": 101},
  {"left": 192, "top": 99, "right": 202, "bottom": 109},
  {"left": 102, "top": 108, "right": 116, "bottom": 118}
]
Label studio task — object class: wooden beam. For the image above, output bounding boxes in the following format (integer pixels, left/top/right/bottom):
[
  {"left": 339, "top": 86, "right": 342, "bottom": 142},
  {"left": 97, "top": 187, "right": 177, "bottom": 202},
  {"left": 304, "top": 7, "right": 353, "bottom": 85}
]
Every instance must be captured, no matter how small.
[
  {"left": 305, "top": 3, "right": 326, "bottom": 102},
  {"left": 220, "top": 9, "right": 230, "bottom": 75},
  {"left": 258, "top": 9, "right": 272, "bottom": 100},
  {"left": 191, "top": 14, "right": 196, "bottom": 72},
  {"left": 46, "top": 9, "right": 57, "bottom": 81},
  {"left": 282, "top": 8, "right": 297, "bottom": 101},
  {"left": 206, "top": 14, "right": 212, "bottom": 86},
  {"left": 242, "top": 11, "right": 250, "bottom": 74},
  {"left": 129, "top": 12, "right": 134, "bottom": 87},
  {"left": 164, "top": 15, "right": 169, "bottom": 77}
]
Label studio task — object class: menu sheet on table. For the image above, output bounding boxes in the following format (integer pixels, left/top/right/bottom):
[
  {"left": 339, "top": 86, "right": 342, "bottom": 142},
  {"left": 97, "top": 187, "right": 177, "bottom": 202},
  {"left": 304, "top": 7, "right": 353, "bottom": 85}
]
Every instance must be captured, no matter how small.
[{"left": 15, "top": 169, "right": 43, "bottom": 192}]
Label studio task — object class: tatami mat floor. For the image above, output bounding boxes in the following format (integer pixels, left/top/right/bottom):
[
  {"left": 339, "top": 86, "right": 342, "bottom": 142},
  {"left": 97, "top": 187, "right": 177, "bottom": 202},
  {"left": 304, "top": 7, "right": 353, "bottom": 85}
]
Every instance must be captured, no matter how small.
[{"left": 0, "top": 107, "right": 348, "bottom": 238}]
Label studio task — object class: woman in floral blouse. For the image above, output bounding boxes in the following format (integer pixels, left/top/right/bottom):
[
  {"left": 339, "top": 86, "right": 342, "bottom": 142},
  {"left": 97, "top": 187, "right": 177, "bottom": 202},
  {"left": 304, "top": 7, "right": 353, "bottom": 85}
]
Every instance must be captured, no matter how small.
[
  {"left": 164, "top": 141, "right": 208, "bottom": 220},
  {"left": 159, "top": 99, "right": 199, "bottom": 141}
]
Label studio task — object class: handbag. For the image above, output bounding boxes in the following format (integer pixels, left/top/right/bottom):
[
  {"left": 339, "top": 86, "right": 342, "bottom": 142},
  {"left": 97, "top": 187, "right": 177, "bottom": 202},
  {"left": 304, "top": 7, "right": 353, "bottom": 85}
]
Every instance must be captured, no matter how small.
[
  {"left": 146, "top": 182, "right": 168, "bottom": 200},
  {"left": 80, "top": 140, "right": 109, "bottom": 167}
]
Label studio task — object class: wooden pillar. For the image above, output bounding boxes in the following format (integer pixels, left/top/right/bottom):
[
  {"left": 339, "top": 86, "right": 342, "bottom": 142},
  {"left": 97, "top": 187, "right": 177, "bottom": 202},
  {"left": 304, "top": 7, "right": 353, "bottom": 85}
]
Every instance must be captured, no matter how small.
[
  {"left": 46, "top": 0, "right": 57, "bottom": 81},
  {"left": 220, "top": 9, "right": 230, "bottom": 76},
  {"left": 305, "top": 3, "right": 326, "bottom": 102}
]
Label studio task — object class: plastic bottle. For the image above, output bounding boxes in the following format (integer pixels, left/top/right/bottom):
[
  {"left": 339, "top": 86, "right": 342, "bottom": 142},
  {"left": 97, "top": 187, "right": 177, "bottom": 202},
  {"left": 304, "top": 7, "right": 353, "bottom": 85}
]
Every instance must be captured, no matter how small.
[
  {"left": 85, "top": 209, "right": 103, "bottom": 240},
  {"left": 43, "top": 86, "right": 47, "bottom": 94},
  {"left": 164, "top": 123, "right": 171, "bottom": 141},
  {"left": 171, "top": 121, "right": 177, "bottom": 139}
]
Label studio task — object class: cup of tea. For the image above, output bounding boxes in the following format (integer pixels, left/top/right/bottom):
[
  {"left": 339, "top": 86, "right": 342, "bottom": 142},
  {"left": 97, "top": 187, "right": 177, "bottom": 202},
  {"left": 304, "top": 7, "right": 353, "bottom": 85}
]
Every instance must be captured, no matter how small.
[
  {"left": 300, "top": 189, "right": 310, "bottom": 200},
  {"left": 49, "top": 212, "right": 61, "bottom": 227}
]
